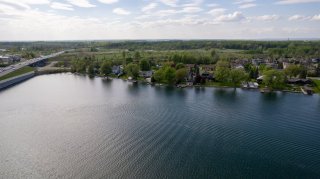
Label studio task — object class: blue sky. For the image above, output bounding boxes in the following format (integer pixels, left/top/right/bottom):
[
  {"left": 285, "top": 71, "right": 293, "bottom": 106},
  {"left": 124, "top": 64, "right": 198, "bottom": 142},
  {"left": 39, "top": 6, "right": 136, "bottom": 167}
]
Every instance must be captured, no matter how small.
[{"left": 0, "top": 0, "right": 319, "bottom": 40}]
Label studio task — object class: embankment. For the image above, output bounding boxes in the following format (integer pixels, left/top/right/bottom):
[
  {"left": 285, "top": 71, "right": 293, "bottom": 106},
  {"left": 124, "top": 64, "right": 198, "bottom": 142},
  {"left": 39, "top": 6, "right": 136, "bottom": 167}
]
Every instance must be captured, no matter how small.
[{"left": 0, "top": 72, "right": 35, "bottom": 90}]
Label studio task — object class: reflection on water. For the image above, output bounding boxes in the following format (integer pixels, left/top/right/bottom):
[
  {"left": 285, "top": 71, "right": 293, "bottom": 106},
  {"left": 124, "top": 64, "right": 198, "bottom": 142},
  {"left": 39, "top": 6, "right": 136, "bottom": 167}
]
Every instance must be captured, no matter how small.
[{"left": 0, "top": 74, "right": 320, "bottom": 179}]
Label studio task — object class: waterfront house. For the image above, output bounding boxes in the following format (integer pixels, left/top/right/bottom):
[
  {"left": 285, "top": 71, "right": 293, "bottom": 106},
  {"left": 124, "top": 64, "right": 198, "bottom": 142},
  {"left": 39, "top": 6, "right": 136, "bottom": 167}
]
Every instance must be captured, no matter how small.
[
  {"left": 257, "top": 76, "right": 264, "bottom": 84},
  {"left": 140, "top": 71, "right": 153, "bottom": 78},
  {"left": 287, "top": 78, "right": 312, "bottom": 85},
  {"left": 311, "top": 58, "right": 320, "bottom": 63},
  {"left": 112, "top": 65, "right": 123, "bottom": 75}
]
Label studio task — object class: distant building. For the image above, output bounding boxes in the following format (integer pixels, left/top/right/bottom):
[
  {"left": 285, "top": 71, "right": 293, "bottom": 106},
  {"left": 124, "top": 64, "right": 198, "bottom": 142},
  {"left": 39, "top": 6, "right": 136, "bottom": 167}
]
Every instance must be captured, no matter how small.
[
  {"left": 283, "top": 62, "right": 291, "bottom": 69},
  {"left": 0, "top": 55, "right": 21, "bottom": 64},
  {"left": 252, "top": 59, "right": 265, "bottom": 66}
]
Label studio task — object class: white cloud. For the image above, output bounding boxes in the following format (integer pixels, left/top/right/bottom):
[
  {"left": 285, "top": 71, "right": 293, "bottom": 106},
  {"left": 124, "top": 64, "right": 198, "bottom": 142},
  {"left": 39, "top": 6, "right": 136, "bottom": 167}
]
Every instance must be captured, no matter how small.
[
  {"left": 0, "top": 0, "right": 50, "bottom": 9},
  {"left": 234, "top": 0, "right": 257, "bottom": 9},
  {"left": 215, "top": 11, "right": 245, "bottom": 22},
  {"left": 253, "top": 15, "right": 280, "bottom": 21},
  {"left": 288, "top": 14, "right": 310, "bottom": 21},
  {"left": 159, "top": 0, "right": 179, "bottom": 7},
  {"left": 312, "top": 14, "right": 320, "bottom": 20},
  {"left": 97, "top": 0, "right": 118, "bottom": 4},
  {"left": 181, "top": 6, "right": 202, "bottom": 13},
  {"left": 239, "top": 3, "right": 256, "bottom": 8},
  {"left": 50, "top": 2, "right": 74, "bottom": 11},
  {"left": 67, "top": 0, "right": 95, "bottom": 8},
  {"left": 276, "top": 0, "right": 320, "bottom": 4},
  {"left": 208, "top": 8, "right": 227, "bottom": 16},
  {"left": 142, "top": 3, "right": 158, "bottom": 12},
  {"left": 113, "top": 8, "right": 131, "bottom": 15},
  {"left": 207, "top": 3, "right": 219, "bottom": 7}
]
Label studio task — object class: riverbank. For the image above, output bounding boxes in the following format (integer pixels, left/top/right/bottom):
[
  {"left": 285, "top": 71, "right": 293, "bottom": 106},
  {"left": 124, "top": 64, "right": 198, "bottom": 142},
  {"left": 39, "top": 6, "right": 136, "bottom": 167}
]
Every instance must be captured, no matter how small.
[{"left": 0, "top": 71, "right": 35, "bottom": 90}]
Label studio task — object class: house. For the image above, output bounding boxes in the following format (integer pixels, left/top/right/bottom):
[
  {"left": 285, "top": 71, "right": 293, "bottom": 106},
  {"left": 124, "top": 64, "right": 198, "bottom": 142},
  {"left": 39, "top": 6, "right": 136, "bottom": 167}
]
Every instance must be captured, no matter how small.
[
  {"left": 200, "top": 65, "right": 214, "bottom": 72},
  {"left": 235, "top": 65, "right": 244, "bottom": 69},
  {"left": 0, "top": 56, "right": 11, "bottom": 64},
  {"left": 265, "top": 63, "right": 278, "bottom": 69},
  {"left": 0, "top": 55, "right": 21, "bottom": 64},
  {"left": 112, "top": 65, "right": 123, "bottom": 75},
  {"left": 287, "top": 78, "right": 312, "bottom": 85},
  {"left": 311, "top": 58, "right": 320, "bottom": 63},
  {"left": 252, "top": 59, "right": 265, "bottom": 66},
  {"left": 201, "top": 72, "right": 214, "bottom": 80},
  {"left": 257, "top": 76, "right": 264, "bottom": 84},
  {"left": 283, "top": 62, "right": 291, "bottom": 69},
  {"left": 140, "top": 71, "right": 153, "bottom": 78}
]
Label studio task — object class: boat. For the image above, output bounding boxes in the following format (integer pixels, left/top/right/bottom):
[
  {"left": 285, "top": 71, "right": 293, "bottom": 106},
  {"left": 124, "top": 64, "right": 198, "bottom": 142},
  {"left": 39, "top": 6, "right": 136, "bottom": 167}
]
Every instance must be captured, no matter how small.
[
  {"left": 260, "top": 87, "right": 271, "bottom": 93},
  {"left": 102, "top": 76, "right": 113, "bottom": 80},
  {"left": 177, "top": 84, "right": 187, "bottom": 88},
  {"left": 301, "top": 86, "right": 313, "bottom": 95},
  {"left": 128, "top": 77, "right": 137, "bottom": 83}
]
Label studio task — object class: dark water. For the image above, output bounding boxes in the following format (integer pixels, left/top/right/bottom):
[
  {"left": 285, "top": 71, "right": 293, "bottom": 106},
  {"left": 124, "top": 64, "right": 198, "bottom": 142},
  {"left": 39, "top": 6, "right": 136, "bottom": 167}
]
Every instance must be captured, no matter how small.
[{"left": 0, "top": 74, "right": 320, "bottom": 179}]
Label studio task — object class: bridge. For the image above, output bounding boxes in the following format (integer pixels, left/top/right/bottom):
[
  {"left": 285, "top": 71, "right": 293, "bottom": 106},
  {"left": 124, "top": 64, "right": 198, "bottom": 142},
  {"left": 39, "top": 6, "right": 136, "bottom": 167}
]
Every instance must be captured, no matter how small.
[{"left": 0, "top": 51, "right": 66, "bottom": 78}]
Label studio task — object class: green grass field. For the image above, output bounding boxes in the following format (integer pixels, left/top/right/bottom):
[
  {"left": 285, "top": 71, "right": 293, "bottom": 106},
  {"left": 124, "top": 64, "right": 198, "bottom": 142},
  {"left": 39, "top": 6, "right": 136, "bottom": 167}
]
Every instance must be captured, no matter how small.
[
  {"left": 312, "top": 79, "right": 320, "bottom": 93},
  {"left": 0, "top": 66, "right": 34, "bottom": 81}
]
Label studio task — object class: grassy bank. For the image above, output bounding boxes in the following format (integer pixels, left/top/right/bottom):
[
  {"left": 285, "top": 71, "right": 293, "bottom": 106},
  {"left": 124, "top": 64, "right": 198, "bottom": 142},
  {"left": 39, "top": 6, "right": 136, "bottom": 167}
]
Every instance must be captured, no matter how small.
[
  {"left": 0, "top": 66, "right": 34, "bottom": 81},
  {"left": 312, "top": 80, "right": 320, "bottom": 93}
]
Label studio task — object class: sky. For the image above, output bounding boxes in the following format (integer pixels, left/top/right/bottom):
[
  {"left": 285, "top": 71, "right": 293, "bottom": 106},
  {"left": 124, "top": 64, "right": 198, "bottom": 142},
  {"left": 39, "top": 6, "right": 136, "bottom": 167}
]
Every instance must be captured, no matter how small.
[{"left": 0, "top": 0, "right": 319, "bottom": 41}]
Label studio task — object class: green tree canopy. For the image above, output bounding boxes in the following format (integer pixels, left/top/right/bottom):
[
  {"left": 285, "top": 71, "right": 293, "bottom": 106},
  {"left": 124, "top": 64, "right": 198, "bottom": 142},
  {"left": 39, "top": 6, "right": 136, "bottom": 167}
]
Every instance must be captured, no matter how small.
[
  {"left": 215, "top": 60, "right": 231, "bottom": 82},
  {"left": 229, "top": 69, "right": 248, "bottom": 87},
  {"left": 175, "top": 63, "right": 185, "bottom": 70},
  {"left": 164, "top": 67, "right": 176, "bottom": 84},
  {"left": 125, "top": 63, "right": 140, "bottom": 79},
  {"left": 263, "top": 70, "right": 286, "bottom": 89},
  {"left": 175, "top": 68, "right": 188, "bottom": 83},
  {"left": 100, "top": 61, "right": 112, "bottom": 76},
  {"left": 284, "top": 64, "right": 307, "bottom": 78},
  {"left": 140, "top": 59, "right": 150, "bottom": 71}
]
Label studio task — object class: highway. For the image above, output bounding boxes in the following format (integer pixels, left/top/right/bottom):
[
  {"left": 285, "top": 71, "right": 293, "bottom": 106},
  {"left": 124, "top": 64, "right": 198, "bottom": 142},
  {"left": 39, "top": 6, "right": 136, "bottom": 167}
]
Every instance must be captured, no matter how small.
[{"left": 0, "top": 51, "right": 65, "bottom": 78}]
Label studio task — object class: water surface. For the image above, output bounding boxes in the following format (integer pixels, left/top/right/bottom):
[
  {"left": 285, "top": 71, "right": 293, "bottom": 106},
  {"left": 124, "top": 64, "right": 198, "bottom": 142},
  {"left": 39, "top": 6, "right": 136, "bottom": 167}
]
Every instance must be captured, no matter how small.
[{"left": 0, "top": 74, "right": 320, "bottom": 178}]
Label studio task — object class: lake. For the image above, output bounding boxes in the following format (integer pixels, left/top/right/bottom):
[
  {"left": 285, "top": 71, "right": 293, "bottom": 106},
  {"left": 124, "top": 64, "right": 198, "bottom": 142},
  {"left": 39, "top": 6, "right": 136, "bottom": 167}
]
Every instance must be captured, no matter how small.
[{"left": 0, "top": 73, "right": 320, "bottom": 178}]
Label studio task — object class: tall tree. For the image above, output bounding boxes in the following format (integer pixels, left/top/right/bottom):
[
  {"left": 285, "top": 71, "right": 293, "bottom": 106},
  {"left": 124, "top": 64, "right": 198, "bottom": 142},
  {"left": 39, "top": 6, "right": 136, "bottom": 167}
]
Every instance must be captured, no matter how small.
[
  {"left": 263, "top": 70, "right": 286, "bottom": 89},
  {"left": 229, "top": 69, "right": 248, "bottom": 87},
  {"left": 215, "top": 60, "right": 230, "bottom": 82},
  {"left": 140, "top": 59, "right": 150, "bottom": 71},
  {"left": 164, "top": 66, "right": 176, "bottom": 84},
  {"left": 175, "top": 68, "right": 188, "bottom": 83},
  {"left": 125, "top": 63, "right": 140, "bottom": 79},
  {"left": 100, "top": 61, "right": 112, "bottom": 76}
]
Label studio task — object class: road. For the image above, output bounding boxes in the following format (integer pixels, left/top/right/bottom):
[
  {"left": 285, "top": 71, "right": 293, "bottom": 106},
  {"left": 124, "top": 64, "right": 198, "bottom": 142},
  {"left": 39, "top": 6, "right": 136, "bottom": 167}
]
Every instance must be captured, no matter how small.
[{"left": 0, "top": 51, "right": 65, "bottom": 78}]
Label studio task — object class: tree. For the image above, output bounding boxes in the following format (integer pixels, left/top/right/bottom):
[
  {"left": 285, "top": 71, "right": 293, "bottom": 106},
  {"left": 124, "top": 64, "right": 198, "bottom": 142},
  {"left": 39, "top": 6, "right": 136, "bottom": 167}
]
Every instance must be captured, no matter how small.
[
  {"left": 153, "top": 69, "right": 164, "bottom": 82},
  {"left": 176, "top": 63, "right": 185, "bottom": 70},
  {"left": 229, "top": 69, "right": 248, "bottom": 87},
  {"left": 140, "top": 59, "right": 150, "bottom": 71},
  {"left": 284, "top": 64, "right": 307, "bottom": 78},
  {"left": 88, "top": 64, "right": 95, "bottom": 76},
  {"left": 215, "top": 60, "right": 230, "bottom": 82},
  {"left": 175, "top": 68, "right": 188, "bottom": 83},
  {"left": 164, "top": 66, "right": 176, "bottom": 84},
  {"left": 125, "top": 63, "right": 140, "bottom": 79},
  {"left": 134, "top": 51, "right": 141, "bottom": 61},
  {"left": 100, "top": 61, "right": 112, "bottom": 76},
  {"left": 210, "top": 49, "right": 219, "bottom": 63},
  {"left": 263, "top": 70, "right": 286, "bottom": 89}
]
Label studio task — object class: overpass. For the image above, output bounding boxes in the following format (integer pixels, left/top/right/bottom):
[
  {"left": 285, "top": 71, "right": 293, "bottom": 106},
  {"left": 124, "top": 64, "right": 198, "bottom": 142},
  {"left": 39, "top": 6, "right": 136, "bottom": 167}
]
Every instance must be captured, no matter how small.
[{"left": 0, "top": 51, "right": 66, "bottom": 78}]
